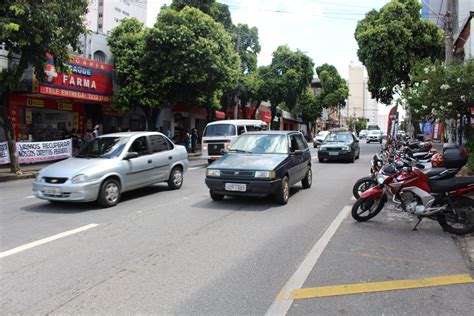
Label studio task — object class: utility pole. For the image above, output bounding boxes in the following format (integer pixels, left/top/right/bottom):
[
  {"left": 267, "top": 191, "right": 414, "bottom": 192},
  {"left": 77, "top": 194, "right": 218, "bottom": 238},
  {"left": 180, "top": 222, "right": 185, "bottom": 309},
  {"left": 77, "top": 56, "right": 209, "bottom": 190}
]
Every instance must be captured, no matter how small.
[
  {"left": 444, "top": 0, "right": 455, "bottom": 142},
  {"left": 233, "top": 31, "right": 241, "bottom": 120},
  {"left": 444, "top": 0, "right": 454, "bottom": 65}
]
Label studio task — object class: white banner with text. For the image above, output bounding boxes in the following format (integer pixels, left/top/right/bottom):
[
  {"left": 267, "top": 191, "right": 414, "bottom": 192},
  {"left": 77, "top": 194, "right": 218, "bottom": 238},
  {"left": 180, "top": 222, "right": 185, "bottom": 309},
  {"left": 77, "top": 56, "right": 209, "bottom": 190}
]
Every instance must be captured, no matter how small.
[{"left": 0, "top": 141, "right": 10, "bottom": 164}]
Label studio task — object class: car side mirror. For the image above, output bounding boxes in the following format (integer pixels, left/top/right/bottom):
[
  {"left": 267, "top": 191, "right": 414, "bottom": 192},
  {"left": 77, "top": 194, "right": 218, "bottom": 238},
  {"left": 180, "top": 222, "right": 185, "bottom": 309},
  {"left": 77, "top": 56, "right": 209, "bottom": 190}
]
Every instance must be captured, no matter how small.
[
  {"left": 124, "top": 151, "right": 139, "bottom": 160},
  {"left": 293, "top": 149, "right": 303, "bottom": 155}
]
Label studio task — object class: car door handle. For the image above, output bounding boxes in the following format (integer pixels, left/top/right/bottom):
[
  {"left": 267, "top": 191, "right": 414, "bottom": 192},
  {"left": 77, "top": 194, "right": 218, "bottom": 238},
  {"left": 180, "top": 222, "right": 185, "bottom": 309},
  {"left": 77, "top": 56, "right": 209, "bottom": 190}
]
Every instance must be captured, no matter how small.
[
  {"left": 168, "top": 156, "right": 173, "bottom": 160},
  {"left": 148, "top": 159, "right": 152, "bottom": 164}
]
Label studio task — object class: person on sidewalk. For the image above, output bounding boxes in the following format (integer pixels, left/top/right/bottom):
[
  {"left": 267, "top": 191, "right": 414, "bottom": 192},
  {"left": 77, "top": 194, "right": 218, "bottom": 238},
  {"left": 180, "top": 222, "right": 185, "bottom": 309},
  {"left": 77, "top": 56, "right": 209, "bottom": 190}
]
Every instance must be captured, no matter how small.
[
  {"left": 184, "top": 130, "right": 191, "bottom": 153},
  {"left": 191, "top": 128, "right": 198, "bottom": 153}
]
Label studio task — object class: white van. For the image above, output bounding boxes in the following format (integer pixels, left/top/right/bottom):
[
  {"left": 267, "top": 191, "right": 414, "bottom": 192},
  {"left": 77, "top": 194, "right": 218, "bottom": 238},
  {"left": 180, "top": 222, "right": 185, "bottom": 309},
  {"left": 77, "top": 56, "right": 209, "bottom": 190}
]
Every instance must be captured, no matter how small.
[{"left": 202, "top": 119, "right": 267, "bottom": 163}]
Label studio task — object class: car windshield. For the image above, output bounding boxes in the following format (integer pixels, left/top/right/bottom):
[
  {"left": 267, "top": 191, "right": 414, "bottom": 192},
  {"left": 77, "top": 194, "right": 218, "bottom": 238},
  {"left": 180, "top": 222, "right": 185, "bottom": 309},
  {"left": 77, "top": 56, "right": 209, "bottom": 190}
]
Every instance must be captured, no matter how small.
[
  {"left": 325, "top": 133, "right": 352, "bottom": 143},
  {"left": 231, "top": 134, "right": 288, "bottom": 154},
  {"left": 204, "top": 124, "right": 236, "bottom": 137},
  {"left": 76, "top": 137, "right": 129, "bottom": 159}
]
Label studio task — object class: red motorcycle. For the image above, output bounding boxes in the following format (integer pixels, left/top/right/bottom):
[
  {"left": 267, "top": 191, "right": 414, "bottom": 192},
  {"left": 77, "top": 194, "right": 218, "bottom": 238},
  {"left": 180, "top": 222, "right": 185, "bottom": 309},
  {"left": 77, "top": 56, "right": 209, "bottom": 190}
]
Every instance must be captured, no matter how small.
[{"left": 352, "top": 162, "right": 474, "bottom": 235}]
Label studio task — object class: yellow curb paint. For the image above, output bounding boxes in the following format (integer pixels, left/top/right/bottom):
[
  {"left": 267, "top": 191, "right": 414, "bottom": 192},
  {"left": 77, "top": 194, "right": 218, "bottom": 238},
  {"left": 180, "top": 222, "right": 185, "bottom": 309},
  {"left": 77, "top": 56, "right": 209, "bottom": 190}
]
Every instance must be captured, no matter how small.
[
  {"left": 275, "top": 288, "right": 287, "bottom": 302},
  {"left": 290, "top": 274, "right": 474, "bottom": 300}
]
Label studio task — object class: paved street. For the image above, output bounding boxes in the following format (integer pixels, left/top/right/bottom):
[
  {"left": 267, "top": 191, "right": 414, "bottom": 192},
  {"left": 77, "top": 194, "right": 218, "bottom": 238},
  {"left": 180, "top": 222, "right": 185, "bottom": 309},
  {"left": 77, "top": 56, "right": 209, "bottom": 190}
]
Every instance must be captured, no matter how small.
[{"left": 1, "top": 143, "right": 473, "bottom": 314}]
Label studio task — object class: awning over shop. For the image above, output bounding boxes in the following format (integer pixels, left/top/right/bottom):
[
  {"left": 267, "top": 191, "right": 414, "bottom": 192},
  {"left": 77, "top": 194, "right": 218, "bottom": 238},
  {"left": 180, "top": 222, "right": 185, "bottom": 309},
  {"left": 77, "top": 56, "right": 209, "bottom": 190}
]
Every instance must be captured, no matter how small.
[
  {"left": 215, "top": 111, "right": 225, "bottom": 120},
  {"left": 172, "top": 103, "right": 207, "bottom": 116}
]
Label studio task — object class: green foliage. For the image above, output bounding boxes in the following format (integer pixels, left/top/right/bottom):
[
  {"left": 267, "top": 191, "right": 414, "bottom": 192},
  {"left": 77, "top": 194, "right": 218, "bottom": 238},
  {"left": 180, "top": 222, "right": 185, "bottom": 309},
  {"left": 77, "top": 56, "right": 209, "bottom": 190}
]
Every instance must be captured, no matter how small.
[
  {"left": 261, "top": 46, "right": 314, "bottom": 119},
  {"left": 0, "top": 0, "right": 88, "bottom": 93},
  {"left": 292, "top": 87, "right": 322, "bottom": 125},
  {"left": 108, "top": 18, "right": 155, "bottom": 110},
  {"left": 170, "top": 0, "right": 233, "bottom": 30},
  {"left": 143, "top": 7, "right": 240, "bottom": 110},
  {"left": 401, "top": 59, "right": 474, "bottom": 120},
  {"left": 234, "top": 24, "right": 261, "bottom": 74},
  {"left": 314, "top": 63, "right": 348, "bottom": 110},
  {"left": 354, "top": 0, "right": 444, "bottom": 104}
]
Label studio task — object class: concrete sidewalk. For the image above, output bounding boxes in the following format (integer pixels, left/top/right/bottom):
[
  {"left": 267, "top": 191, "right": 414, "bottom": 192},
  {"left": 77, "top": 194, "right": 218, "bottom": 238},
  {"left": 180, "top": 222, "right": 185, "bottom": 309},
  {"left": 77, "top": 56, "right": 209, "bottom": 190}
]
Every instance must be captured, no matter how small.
[{"left": 0, "top": 151, "right": 203, "bottom": 182}]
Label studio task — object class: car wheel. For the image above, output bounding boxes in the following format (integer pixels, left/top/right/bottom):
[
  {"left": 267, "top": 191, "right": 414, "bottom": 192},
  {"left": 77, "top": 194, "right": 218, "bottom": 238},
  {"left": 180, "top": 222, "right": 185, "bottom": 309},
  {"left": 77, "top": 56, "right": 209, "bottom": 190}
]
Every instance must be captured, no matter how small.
[
  {"left": 168, "top": 166, "right": 183, "bottom": 190},
  {"left": 98, "top": 178, "right": 121, "bottom": 208},
  {"left": 210, "top": 190, "right": 225, "bottom": 201},
  {"left": 356, "top": 149, "right": 360, "bottom": 159},
  {"left": 366, "top": 141, "right": 370, "bottom": 144},
  {"left": 301, "top": 168, "right": 312, "bottom": 189},
  {"left": 275, "top": 176, "right": 290, "bottom": 205},
  {"left": 319, "top": 158, "right": 325, "bottom": 163},
  {"left": 349, "top": 154, "right": 355, "bottom": 163}
]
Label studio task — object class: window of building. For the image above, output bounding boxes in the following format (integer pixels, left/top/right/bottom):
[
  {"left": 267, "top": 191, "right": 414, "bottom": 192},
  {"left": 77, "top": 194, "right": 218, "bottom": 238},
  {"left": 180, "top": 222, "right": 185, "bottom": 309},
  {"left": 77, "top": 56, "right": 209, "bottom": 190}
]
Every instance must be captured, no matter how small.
[
  {"left": 93, "top": 50, "right": 106, "bottom": 63},
  {"left": 114, "top": 7, "right": 121, "bottom": 13},
  {"left": 122, "top": 11, "right": 129, "bottom": 16}
]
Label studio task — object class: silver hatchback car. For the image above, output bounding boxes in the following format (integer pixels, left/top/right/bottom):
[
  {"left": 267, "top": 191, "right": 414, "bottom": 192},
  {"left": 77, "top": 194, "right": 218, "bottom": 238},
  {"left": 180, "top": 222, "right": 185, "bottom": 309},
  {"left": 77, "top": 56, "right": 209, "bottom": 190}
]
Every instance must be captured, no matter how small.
[{"left": 33, "top": 132, "right": 189, "bottom": 207}]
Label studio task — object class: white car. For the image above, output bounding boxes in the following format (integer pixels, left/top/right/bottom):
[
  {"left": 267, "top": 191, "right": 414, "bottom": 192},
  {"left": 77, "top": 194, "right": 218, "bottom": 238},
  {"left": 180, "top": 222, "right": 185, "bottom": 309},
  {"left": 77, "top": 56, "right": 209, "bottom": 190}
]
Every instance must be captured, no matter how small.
[
  {"left": 366, "top": 130, "right": 383, "bottom": 143},
  {"left": 313, "top": 130, "right": 330, "bottom": 148},
  {"left": 33, "top": 132, "right": 189, "bottom": 207}
]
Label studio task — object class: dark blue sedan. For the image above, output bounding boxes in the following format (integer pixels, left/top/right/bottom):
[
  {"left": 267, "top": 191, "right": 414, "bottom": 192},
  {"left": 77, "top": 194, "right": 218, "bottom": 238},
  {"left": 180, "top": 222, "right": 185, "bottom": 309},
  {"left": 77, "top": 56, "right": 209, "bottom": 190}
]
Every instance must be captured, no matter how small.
[{"left": 205, "top": 131, "right": 312, "bottom": 205}]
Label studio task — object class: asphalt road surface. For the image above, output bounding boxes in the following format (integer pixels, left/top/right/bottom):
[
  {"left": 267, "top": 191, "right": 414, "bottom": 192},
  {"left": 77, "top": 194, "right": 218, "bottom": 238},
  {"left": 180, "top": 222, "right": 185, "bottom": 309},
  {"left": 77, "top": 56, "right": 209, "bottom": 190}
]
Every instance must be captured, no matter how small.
[{"left": 1, "top": 143, "right": 473, "bottom": 314}]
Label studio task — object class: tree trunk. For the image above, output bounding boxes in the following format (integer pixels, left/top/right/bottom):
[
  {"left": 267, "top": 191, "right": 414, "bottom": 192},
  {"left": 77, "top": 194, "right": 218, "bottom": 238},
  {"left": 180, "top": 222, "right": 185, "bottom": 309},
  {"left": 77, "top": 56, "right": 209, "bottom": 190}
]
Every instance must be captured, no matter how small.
[
  {"left": 251, "top": 100, "right": 261, "bottom": 119},
  {"left": 0, "top": 92, "right": 21, "bottom": 174}
]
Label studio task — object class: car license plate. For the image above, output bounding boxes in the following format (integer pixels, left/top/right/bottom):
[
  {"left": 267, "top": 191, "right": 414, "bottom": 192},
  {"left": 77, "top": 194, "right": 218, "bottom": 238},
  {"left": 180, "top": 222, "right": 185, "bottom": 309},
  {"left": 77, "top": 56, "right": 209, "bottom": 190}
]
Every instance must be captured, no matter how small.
[
  {"left": 43, "top": 187, "right": 61, "bottom": 196},
  {"left": 329, "top": 152, "right": 339, "bottom": 156},
  {"left": 225, "top": 183, "right": 246, "bottom": 192}
]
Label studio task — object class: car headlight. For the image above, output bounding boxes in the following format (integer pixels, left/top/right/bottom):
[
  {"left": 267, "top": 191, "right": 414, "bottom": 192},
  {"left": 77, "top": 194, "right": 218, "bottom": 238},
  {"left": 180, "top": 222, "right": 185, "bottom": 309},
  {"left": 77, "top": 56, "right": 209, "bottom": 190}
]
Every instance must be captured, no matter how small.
[
  {"left": 71, "top": 174, "right": 89, "bottom": 184},
  {"left": 377, "top": 174, "right": 388, "bottom": 184},
  {"left": 255, "top": 171, "right": 276, "bottom": 178},
  {"left": 342, "top": 146, "right": 350, "bottom": 151},
  {"left": 206, "top": 169, "right": 221, "bottom": 177},
  {"left": 226, "top": 144, "right": 232, "bottom": 150},
  {"left": 319, "top": 147, "right": 327, "bottom": 151}
]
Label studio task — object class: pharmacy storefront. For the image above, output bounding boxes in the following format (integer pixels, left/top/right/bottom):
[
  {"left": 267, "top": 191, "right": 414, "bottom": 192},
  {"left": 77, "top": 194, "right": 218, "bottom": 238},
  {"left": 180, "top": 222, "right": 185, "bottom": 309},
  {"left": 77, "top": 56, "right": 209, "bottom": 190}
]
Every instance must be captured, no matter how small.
[{"left": 8, "top": 55, "right": 113, "bottom": 142}]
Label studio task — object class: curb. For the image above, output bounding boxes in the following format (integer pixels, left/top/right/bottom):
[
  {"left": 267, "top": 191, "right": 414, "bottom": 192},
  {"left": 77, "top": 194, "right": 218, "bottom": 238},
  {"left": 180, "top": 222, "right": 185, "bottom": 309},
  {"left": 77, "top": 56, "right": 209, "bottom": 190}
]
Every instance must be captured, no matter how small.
[
  {"left": 0, "top": 171, "right": 37, "bottom": 182},
  {"left": 465, "top": 234, "right": 474, "bottom": 264}
]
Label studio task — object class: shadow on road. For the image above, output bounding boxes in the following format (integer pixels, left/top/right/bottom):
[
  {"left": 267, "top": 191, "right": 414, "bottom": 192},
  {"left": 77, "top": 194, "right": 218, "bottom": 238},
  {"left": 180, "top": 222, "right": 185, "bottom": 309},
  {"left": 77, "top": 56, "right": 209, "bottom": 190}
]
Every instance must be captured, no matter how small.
[
  {"left": 191, "top": 187, "right": 302, "bottom": 212},
  {"left": 21, "top": 183, "right": 174, "bottom": 214}
]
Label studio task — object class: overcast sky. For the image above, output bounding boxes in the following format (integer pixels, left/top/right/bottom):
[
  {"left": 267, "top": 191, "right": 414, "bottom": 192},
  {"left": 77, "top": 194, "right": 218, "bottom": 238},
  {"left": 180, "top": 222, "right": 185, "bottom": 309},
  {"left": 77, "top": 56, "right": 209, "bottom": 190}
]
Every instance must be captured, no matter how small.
[{"left": 146, "top": 0, "right": 391, "bottom": 79}]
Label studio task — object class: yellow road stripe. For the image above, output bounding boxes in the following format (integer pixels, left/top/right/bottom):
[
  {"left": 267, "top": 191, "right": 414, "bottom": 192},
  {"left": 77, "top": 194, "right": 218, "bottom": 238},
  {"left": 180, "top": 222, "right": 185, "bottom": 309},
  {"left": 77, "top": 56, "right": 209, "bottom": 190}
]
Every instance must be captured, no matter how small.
[
  {"left": 275, "top": 288, "right": 286, "bottom": 302},
  {"left": 291, "top": 274, "right": 474, "bottom": 300}
]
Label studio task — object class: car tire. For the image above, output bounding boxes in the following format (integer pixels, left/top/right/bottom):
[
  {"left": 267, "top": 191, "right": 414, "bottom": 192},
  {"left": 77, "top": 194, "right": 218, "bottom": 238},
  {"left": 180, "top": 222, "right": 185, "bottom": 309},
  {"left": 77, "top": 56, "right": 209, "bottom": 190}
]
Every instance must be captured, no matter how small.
[
  {"left": 210, "top": 190, "right": 225, "bottom": 201},
  {"left": 275, "top": 176, "right": 290, "bottom": 205},
  {"left": 168, "top": 166, "right": 183, "bottom": 190},
  {"left": 349, "top": 154, "right": 355, "bottom": 163},
  {"left": 319, "top": 158, "right": 325, "bottom": 163},
  {"left": 97, "top": 178, "right": 121, "bottom": 208},
  {"left": 301, "top": 168, "right": 312, "bottom": 189},
  {"left": 366, "top": 141, "right": 370, "bottom": 144},
  {"left": 356, "top": 149, "right": 360, "bottom": 159}
]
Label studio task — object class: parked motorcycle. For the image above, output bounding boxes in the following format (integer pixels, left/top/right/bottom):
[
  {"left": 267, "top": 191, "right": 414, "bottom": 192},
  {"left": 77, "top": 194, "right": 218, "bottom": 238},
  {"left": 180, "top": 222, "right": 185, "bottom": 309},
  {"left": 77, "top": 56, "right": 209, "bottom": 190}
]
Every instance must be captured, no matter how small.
[{"left": 351, "top": 148, "right": 474, "bottom": 235}]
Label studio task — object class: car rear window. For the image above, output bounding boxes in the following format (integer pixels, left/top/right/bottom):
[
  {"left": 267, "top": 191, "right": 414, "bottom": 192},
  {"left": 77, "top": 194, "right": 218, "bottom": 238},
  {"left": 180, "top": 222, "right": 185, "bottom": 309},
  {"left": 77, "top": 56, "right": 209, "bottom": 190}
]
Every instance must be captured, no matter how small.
[{"left": 204, "top": 124, "right": 236, "bottom": 137}]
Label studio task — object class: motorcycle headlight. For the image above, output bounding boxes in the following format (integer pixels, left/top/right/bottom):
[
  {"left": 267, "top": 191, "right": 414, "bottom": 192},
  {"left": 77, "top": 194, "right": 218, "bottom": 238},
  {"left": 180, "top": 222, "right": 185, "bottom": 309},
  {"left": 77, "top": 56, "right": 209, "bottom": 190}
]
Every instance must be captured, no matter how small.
[
  {"left": 377, "top": 174, "right": 388, "bottom": 184},
  {"left": 71, "top": 174, "right": 89, "bottom": 184},
  {"left": 255, "top": 171, "right": 276, "bottom": 178},
  {"left": 206, "top": 169, "right": 221, "bottom": 177}
]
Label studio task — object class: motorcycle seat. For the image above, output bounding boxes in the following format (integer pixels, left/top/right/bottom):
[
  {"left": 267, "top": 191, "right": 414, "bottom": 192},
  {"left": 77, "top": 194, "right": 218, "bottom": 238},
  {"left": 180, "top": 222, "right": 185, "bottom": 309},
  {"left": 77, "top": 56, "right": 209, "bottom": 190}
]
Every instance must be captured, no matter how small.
[
  {"left": 423, "top": 167, "right": 446, "bottom": 178},
  {"left": 412, "top": 152, "right": 432, "bottom": 160},
  {"left": 428, "top": 177, "right": 474, "bottom": 193}
]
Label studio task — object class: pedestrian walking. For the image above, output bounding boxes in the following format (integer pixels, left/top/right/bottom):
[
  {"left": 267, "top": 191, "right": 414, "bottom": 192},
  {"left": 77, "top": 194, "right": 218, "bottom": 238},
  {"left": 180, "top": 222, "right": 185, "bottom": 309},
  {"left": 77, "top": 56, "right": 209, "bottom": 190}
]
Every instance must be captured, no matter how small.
[
  {"left": 184, "top": 130, "right": 191, "bottom": 152},
  {"left": 191, "top": 128, "right": 198, "bottom": 153}
]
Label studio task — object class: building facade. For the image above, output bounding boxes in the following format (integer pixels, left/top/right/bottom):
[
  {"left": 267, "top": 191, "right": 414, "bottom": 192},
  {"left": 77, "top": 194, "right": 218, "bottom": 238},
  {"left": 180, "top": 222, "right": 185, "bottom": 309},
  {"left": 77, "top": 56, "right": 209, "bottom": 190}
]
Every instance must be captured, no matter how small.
[{"left": 347, "top": 65, "right": 379, "bottom": 127}]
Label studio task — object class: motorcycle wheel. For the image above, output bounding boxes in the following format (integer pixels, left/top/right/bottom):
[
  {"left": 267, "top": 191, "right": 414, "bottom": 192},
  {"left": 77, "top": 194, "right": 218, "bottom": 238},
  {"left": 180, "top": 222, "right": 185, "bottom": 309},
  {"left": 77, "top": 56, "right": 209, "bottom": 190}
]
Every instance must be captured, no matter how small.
[
  {"left": 437, "top": 196, "right": 474, "bottom": 235},
  {"left": 351, "top": 195, "right": 387, "bottom": 222},
  {"left": 352, "top": 176, "right": 376, "bottom": 199}
]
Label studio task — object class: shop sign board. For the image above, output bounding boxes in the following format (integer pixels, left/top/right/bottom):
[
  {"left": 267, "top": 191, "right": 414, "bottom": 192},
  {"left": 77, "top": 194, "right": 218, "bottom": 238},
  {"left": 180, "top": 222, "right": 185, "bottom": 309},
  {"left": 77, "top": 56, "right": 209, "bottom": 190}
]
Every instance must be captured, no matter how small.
[
  {"left": 27, "top": 99, "right": 44, "bottom": 108},
  {"left": 0, "top": 142, "right": 10, "bottom": 164},
  {"left": 39, "top": 55, "right": 113, "bottom": 103},
  {"left": 16, "top": 139, "right": 72, "bottom": 164}
]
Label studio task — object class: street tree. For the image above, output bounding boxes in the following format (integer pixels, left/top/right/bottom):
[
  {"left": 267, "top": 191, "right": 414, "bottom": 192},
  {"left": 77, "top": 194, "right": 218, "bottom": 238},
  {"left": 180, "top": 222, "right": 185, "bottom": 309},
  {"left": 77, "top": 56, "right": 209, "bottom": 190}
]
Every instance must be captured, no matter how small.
[
  {"left": 143, "top": 7, "right": 240, "bottom": 118},
  {"left": 292, "top": 87, "right": 322, "bottom": 134},
  {"left": 354, "top": 0, "right": 444, "bottom": 104},
  {"left": 0, "top": 0, "right": 88, "bottom": 174},
  {"left": 108, "top": 18, "right": 158, "bottom": 130},
  {"left": 314, "top": 63, "right": 349, "bottom": 119},
  {"left": 261, "top": 46, "right": 314, "bottom": 123},
  {"left": 170, "top": 0, "right": 233, "bottom": 30}
]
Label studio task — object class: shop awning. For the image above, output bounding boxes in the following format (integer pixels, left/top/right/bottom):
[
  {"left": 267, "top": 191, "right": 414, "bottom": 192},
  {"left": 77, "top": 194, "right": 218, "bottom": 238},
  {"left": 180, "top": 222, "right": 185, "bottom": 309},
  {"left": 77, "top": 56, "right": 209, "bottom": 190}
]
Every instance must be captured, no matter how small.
[
  {"left": 172, "top": 103, "right": 207, "bottom": 116},
  {"left": 215, "top": 111, "right": 225, "bottom": 120}
]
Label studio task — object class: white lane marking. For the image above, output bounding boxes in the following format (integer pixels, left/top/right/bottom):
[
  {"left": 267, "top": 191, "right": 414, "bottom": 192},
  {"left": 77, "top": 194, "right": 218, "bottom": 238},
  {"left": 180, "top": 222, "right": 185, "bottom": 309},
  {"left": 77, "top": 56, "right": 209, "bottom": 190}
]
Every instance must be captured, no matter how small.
[
  {"left": 25, "top": 195, "right": 35, "bottom": 199},
  {"left": 0, "top": 224, "right": 99, "bottom": 258},
  {"left": 189, "top": 166, "right": 205, "bottom": 170},
  {"left": 265, "top": 206, "right": 351, "bottom": 315}
]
